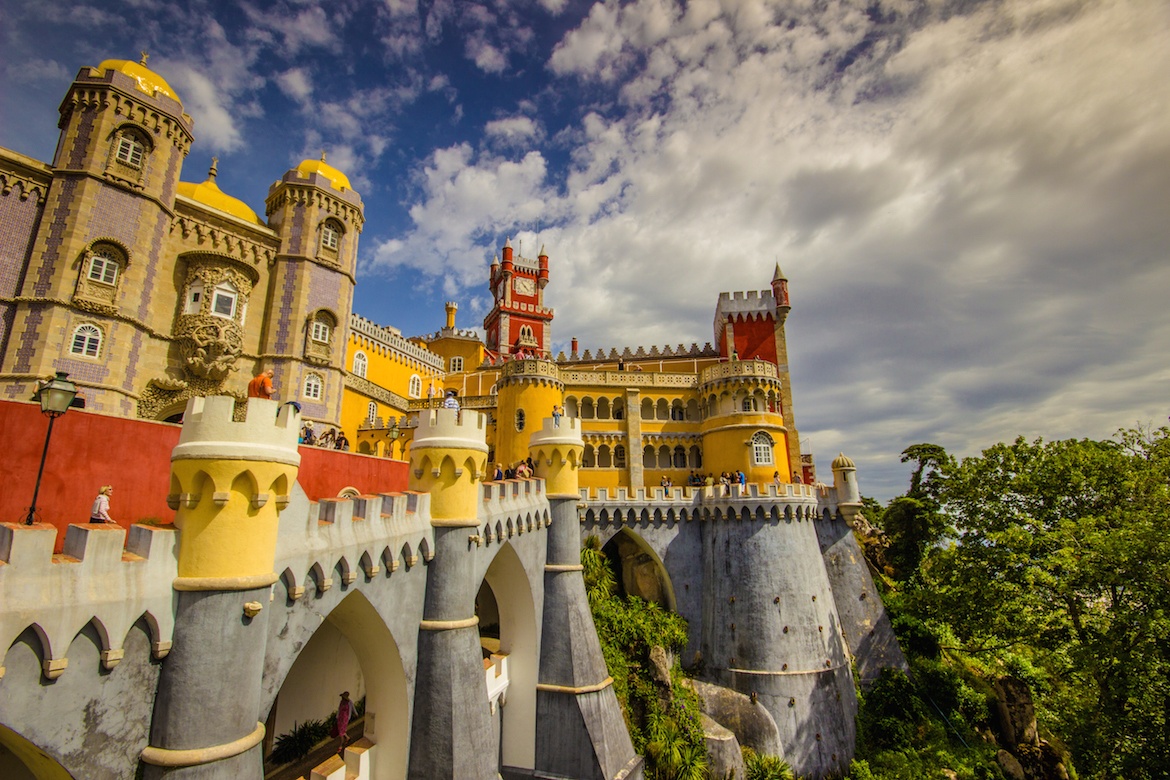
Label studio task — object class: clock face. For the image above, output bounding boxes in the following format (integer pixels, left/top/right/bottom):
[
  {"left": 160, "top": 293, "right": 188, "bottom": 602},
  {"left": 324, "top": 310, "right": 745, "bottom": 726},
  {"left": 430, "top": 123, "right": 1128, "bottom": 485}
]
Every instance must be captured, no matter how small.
[{"left": 513, "top": 277, "right": 536, "bottom": 296}]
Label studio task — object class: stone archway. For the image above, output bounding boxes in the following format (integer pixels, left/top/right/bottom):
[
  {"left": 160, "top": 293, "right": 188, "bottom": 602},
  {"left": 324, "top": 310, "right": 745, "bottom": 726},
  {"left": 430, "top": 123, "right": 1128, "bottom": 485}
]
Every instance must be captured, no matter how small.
[
  {"left": 0, "top": 724, "right": 73, "bottom": 780},
  {"left": 478, "top": 542, "right": 538, "bottom": 773},
  {"left": 602, "top": 528, "right": 678, "bottom": 611},
  {"left": 268, "top": 590, "right": 410, "bottom": 780}
]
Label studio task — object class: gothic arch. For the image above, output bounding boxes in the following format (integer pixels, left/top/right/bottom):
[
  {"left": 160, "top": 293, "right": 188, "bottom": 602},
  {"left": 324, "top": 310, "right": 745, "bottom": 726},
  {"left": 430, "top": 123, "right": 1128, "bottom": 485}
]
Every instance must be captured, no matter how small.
[{"left": 600, "top": 528, "right": 678, "bottom": 612}]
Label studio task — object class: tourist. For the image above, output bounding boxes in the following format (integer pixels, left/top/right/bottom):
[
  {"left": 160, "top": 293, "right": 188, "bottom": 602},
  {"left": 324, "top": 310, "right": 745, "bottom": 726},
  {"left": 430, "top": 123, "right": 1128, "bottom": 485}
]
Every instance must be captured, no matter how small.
[
  {"left": 773, "top": 471, "right": 782, "bottom": 488},
  {"left": 89, "top": 485, "right": 115, "bottom": 524},
  {"left": 334, "top": 691, "right": 356, "bottom": 756},
  {"left": 442, "top": 389, "right": 460, "bottom": 411},
  {"left": 493, "top": 463, "right": 504, "bottom": 481},
  {"left": 552, "top": 404, "right": 562, "bottom": 427},
  {"left": 335, "top": 431, "right": 349, "bottom": 451},
  {"left": 247, "top": 369, "right": 274, "bottom": 399}
]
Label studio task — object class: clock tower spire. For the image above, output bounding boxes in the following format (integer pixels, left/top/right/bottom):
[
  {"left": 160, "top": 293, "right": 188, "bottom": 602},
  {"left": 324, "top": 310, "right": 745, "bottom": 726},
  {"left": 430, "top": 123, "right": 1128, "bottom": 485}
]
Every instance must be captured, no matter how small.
[{"left": 483, "top": 238, "right": 554, "bottom": 358}]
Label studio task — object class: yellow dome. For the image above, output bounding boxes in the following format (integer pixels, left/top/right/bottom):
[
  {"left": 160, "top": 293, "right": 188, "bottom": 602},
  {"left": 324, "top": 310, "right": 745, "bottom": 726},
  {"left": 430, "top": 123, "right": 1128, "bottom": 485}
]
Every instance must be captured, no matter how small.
[
  {"left": 98, "top": 58, "right": 179, "bottom": 102},
  {"left": 177, "top": 163, "right": 263, "bottom": 225},
  {"left": 296, "top": 155, "right": 352, "bottom": 192}
]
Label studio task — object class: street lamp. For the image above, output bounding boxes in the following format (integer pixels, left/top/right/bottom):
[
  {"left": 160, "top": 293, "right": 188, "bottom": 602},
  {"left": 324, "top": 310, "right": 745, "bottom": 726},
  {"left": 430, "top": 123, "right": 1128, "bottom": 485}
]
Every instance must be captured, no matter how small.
[{"left": 24, "top": 372, "right": 78, "bottom": 525}]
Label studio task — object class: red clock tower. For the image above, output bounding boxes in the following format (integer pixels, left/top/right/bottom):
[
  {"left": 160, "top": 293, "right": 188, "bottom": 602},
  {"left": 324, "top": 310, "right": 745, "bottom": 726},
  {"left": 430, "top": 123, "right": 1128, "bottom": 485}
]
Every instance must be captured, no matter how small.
[{"left": 483, "top": 237, "right": 554, "bottom": 358}]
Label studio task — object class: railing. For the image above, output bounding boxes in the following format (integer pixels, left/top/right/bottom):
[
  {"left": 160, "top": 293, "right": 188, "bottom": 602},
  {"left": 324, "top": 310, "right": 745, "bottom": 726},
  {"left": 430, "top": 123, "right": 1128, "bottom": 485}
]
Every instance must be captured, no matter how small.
[
  {"left": 699, "top": 359, "right": 778, "bottom": 385},
  {"left": 502, "top": 358, "right": 560, "bottom": 380},
  {"left": 345, "top": 374, "right": 411, "bottom": 410},
  {"left": 408, "top": 396, "right": 495, "bottom": 412},
  {"left": 559, "top": 370, "right": 699, "bottom": 388}
]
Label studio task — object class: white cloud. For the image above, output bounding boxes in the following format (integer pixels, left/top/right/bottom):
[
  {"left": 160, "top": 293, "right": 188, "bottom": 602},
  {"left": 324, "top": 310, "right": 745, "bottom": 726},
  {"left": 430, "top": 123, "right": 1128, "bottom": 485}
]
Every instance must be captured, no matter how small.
[
  {"left": 484, "top": 116, "right": 541, "bottom": 144},
  {"left": 275, "top": 67, "right": 314, "bottom": 104}
]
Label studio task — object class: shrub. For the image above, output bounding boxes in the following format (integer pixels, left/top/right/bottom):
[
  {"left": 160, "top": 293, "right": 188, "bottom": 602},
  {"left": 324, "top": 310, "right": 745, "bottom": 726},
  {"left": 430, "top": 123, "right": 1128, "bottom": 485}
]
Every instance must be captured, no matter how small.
[
  {"left": 742, "top": 746, "right": 795, "bottom": 780},
  {"left": 269, "top": 718, "right": 329, "bottom": 765}
]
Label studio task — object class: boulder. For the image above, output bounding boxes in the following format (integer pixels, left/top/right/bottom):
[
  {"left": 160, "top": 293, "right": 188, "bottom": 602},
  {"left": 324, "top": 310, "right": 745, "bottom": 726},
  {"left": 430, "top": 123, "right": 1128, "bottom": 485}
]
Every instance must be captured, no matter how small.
[
  {"left": 684, "top": 678, "right": 783, "bottom": 757},
  {"left": 1015, "top": 741, "right": 1070, "bottom": 780},
  {"left": 997, "top": 749, "right": 1026, "bottom": 780},
  {"left": 700, "top": 713, "right": 746, "bottom": 780},
  {"left": 649, "top": 645, "right": 673, "bottom": 687}
]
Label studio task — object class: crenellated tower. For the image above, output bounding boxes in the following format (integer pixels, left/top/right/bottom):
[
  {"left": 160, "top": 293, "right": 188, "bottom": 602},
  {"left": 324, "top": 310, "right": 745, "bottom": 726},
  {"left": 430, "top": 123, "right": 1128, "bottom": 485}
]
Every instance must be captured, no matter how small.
[
  {"left": 261, "top": 154, "right": 364, "bottom": 426},
  {"left": 483, "top": 238, "right": 554, "bottom": 358},
  {"left": 698, "top": 359, "right": 793, "bottom": 483},
  {"left": 713, "top": 264, "right": 801, "bottom": 473},
  {"left": 493, "top": 358, "right": 564, "bottom": 470},
  {"left": 143, "top": 396, "right": 300, "bottom": 779}
]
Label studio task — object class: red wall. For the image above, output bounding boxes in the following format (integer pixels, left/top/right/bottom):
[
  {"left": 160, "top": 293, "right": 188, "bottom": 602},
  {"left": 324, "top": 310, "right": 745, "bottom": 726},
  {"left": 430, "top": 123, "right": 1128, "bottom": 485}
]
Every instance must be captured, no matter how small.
[
  {"left": 0, "top": 400, "right": 408, "bottom": 552},
  {"left": 732, "top": 316, "right": 779, "bottom": 364}
]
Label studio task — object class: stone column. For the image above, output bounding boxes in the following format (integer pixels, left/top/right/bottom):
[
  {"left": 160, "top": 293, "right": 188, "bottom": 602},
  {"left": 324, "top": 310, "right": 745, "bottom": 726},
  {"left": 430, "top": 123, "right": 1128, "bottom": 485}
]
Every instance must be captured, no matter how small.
[
  {"left": 406, "top": 408, "right": 496, "bottom": 779},
  {"left": 530, "top": 418, "right": 643, "bottom": 779},
  {"left": 142, "top": 397, "right": 299, "bottom": 779}
]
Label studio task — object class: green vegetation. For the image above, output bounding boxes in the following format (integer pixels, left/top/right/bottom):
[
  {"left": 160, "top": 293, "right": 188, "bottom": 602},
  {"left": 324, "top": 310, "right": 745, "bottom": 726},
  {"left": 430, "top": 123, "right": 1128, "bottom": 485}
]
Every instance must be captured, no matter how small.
[
  {"left": 854, "top": 426, "right": 1170, "bottom": 780},
  {"left": 743, "top": 747, "right": 796, "bottom": 779},
  {"left": 582, "top": 536, "right": 707, "bottom": 780}
]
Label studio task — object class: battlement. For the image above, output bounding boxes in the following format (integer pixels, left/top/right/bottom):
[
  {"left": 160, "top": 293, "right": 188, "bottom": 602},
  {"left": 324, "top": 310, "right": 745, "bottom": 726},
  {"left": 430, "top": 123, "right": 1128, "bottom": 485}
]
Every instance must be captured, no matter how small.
[
  {"left": 478, "top": 478, "right": 551, "bottom": 542},
  {"left": 350, "top": 314, "right": 446, "bottom": 371},
  {"left": 275, "top": 488, "right": 435, "bottom": 593},
  {"left": 714, "top": 289, "right": 777, "bottom": 319},
  {"left": 412, "top": 408, "right": 489, "bottom": 452},
  {"left": 0, "top": 523, "right": 177, "bottom": 678},
  {"left": 699, "top": 359, "right": 780, "bottom": 386},
  {"left": 560, "top": 343, "right": 718, "bottom": 363},
  {"left": 172, "top": 396, "right": 300, "bottom": 466},
  {"left": 528, "top": 415, "right": 584, "bottom": 447}
]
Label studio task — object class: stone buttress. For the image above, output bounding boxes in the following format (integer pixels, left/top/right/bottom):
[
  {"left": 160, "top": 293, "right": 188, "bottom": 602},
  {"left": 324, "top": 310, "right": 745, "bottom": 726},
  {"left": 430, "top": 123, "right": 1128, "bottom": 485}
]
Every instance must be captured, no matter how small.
[
  {"left": 530, "top": 417, "right": 643, "bottom": 780},
  {"left": 142, "top": 396, "right": 299, "bottom": 778},
  {"left": 406, "top": 408, "right": 496, "bottom": 779},
  {"left": 816, "top": 454, "right": 907, "bottom": 688}
]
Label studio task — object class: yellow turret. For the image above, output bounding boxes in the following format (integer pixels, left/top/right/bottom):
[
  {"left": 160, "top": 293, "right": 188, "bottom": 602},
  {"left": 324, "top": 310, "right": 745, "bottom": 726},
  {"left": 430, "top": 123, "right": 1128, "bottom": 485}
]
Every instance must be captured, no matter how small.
[
  {"left": 167, "top": 396, "right": 300, "bottom": 589},
  {"left": 528, "top": 416, "right": 585, "bottom": 498},
  {"left": 494, "top": 358, "right": 564, "bottom": 470},
  {"left": 698, "top": 359, "right": 791, "bottom": 482},
  {"left": 409, "top": 408, "right": 489, "bottom": 526}
]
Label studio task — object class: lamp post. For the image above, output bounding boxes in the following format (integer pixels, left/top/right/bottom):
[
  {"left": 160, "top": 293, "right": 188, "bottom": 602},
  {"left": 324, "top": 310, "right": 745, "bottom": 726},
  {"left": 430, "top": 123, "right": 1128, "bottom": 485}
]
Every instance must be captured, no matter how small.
[{"left": 24, "top": 372, "right": 78, "bottom": 525}]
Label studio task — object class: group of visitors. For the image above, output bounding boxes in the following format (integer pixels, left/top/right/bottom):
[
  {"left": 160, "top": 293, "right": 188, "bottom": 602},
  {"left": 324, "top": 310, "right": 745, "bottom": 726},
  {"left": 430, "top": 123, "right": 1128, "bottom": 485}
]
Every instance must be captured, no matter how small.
[
  {"left": 298, "top": 422, "right": 350, "bottom": 451},
  {"left": 492, "top": 457, "right": 536, "bottom": 481}
]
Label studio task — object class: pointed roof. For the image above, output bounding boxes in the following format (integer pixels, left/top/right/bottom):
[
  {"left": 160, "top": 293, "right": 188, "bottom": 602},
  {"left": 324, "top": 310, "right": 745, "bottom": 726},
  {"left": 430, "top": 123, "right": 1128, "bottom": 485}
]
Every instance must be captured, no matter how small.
[{"left": 772, "top": 262, "right": 787, "bottom": 282}]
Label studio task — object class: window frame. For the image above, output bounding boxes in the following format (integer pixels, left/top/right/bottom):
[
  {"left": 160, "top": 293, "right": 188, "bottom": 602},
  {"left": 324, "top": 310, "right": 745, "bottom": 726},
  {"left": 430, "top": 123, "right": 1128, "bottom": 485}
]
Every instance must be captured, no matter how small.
[
  {"left": 751, "top": 431, "right": 774, "bottom": 466},
  {"left": 449, "top": 356, "right": 464, "bottom": 372},
  {"left": 311, "top": 319, "right": 332, "bottom": 344},
  {"left": 210, "top": 282, "right": 238, "bottom": 319},
  {"left": 115, "top": 135, "right": 145, "bottom": 168},
  {"left": 367, "top": 401, "right": 377, "bottom": 423},
  {"left": 409, "top": 375, "right": 422, "bottom": 398},
  {"left": 352, "top": 351, "right": 368, "bottom": 378},
  {"left": 87, "top": 251, "right": 120, "bottom": 286},
  {"left": 303, "top": 373, "right": 324, "bottom": 401},
  {"left": 70, "top": 324, "right": 102, "bottom": 358}
]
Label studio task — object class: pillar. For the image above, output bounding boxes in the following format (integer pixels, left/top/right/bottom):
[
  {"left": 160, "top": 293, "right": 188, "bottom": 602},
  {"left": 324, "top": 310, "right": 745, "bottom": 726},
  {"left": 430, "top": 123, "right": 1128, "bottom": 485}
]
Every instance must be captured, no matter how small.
[{"left": 142, "top": 397, "right": 299, "bottom": 779}]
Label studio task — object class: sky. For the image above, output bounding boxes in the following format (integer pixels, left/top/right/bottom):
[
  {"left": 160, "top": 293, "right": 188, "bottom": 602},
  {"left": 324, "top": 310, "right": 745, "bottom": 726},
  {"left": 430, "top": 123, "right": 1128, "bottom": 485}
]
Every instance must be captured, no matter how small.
[{"left": 2, "top": 0, "right": 1167, "bottom": 499}]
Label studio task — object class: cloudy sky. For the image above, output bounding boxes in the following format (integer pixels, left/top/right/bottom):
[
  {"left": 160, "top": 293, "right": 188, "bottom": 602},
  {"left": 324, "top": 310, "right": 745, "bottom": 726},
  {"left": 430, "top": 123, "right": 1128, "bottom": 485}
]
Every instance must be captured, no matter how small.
[{"left": 2, "top": 0, "right": 1166, "bottom": 498}]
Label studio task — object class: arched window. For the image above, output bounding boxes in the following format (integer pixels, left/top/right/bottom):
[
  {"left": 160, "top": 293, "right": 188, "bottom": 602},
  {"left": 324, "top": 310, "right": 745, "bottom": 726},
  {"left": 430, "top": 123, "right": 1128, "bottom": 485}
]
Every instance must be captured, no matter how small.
[
  {"left": 673, "top": 446, "right": 687, "bottom": 468},
  {"left": 367, "top": 401, "right": 377, "bottom": 423},
  {"left": 489, "top": 383, "right": 498, "bottom": 396},
  {"left": 70, "top": 324, "right": 102, "bottom": 358},
  {"left": 87, "top": 249, "right": 120, "bottom": 285},
  {"left": 210, "top": 281, "right": 239, "bottom": 319},
  {"left": 450, "top": 356, "right": 464, "bottom": 372},
  {"left": 303, "top": 373, "right": 324, "bottom": 400},
  {"left": 515, "top": 409, "right": 526, "bottom": 432},
  {"left": 752, "top": 431, "right": 774, "bottom": 466},
  {"left": 598, "top": 445, "right": 612, "bottom": 468},
  {"left": 409, "top": 375, "right": 422, "bottom": 398},
  {"left": 352, "top": 351, "right": 367, "bottom": 378},
  {"left": 583, "top": 444, "right": 595, "bottom": 468},
  {"left": 643, "top": 445, "right": 656, "bottom": 468}
]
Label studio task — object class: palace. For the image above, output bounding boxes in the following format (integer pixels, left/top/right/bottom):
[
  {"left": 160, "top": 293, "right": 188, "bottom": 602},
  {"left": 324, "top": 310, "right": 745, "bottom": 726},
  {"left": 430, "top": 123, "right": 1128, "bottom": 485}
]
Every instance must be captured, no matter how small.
[{"left": 0, "top": 56, "right": 904, "bottom": 780}]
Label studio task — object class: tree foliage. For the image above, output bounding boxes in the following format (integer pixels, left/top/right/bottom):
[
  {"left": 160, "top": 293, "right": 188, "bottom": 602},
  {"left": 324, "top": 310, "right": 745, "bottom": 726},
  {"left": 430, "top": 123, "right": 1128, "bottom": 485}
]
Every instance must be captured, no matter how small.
[{"left": 909, "top": 427, "right": 1170, "bottom": 779}]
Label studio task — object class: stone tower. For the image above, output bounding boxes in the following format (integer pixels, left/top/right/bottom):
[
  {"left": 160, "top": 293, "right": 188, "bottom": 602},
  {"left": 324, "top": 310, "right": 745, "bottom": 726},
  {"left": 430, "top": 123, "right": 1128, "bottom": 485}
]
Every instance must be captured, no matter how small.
[
  {"left": 483, "top": 239, "right": 553, "bottom": 358},
  {"left": 698, "top": 359, "right": 792, "bottom": 482},
  {"left": 1, "top": 57, "right": 193, "bottom": 416},
  {"left": 142, "top": 396, "right": 300, "bottom": 778},
  {"left": 529, "top": 416, "right": 643, "bottom": 779},
  {"left": 262, "top": 155, "right": 364, "bottom": 426}
]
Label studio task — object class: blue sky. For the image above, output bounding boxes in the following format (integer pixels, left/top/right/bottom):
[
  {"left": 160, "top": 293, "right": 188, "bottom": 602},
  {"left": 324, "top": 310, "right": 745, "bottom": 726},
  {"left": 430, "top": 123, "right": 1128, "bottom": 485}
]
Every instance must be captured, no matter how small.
[{"left": 3, "top": 0, "right": 1167, "bottom": 499}]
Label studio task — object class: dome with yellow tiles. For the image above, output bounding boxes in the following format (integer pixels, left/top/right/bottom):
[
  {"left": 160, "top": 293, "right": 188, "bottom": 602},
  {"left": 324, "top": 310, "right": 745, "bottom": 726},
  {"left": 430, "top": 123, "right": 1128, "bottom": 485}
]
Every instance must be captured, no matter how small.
[
  {"left": 98, "top": 55, "right": 179, "bottom": 102},
  {"left": 296, "top": 153, "right": 352, "bottom": 192},
  {"left": 177, "top": 161, "right": 263, "bottom": 225}
]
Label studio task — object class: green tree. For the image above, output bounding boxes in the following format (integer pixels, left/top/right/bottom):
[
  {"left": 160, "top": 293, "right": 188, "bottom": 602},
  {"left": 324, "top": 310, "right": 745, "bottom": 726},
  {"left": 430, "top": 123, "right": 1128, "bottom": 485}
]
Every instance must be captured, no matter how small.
[
  {"left": 917, "top": 427, "right": 1170, "bottom": 780},
  {"left": 880, "top": 444, "right": 954, "bottom": 579}
]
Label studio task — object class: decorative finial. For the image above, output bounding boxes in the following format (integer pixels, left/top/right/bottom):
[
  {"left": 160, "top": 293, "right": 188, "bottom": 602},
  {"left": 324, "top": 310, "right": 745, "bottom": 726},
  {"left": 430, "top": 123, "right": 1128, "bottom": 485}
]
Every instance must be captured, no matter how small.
[
  {"left": 539, "top": 244, "right": 546, "bottom": 256},
  {"left": 208, "top": 157, "right": 219, "bottom": 180},
  {"left": 140, "top": 51, "right": 150, "bottom": 66},
  {"left": 320, "top": 151, "right": 327, "bottom": 163}
]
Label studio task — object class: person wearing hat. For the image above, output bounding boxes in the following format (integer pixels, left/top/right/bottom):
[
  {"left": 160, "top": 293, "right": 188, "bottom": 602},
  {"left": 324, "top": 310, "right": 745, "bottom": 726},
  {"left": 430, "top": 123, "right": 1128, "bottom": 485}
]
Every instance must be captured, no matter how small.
[{"left": 442, "top": 389, "right": 460, "bottom": 411}]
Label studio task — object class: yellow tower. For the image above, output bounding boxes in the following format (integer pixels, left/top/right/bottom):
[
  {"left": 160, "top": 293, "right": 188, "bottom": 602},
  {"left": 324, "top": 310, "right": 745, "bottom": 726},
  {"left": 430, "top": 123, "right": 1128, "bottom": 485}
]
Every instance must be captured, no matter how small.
[
  {"left": 167, "top": 396, "right": 300, "bottom": 586},
  {"left": 408, "top": 408, "right": 489, "bottom": 525},
  {"left": 494, "top": 358, "right": 564, "bottom": 470},
  {"left": 698, "top": 359, "right": 791, "bottom": 483},
  {"left": 528, "top": 416, "right": 584, "bottom": 498}
]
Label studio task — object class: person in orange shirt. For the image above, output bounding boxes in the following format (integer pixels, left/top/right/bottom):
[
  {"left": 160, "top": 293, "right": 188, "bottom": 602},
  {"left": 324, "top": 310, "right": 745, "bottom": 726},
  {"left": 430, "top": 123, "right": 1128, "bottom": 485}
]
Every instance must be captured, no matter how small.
[{"left": 248, "top": 369, "right": 275, "bottom": 399}]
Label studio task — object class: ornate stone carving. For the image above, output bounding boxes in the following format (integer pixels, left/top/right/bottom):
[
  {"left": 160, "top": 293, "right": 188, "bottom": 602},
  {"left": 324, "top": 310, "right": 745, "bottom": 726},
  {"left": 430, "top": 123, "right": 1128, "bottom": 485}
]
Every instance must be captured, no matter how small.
[{"left": 174, "top": 316, "right": 243, "bottom": 380}]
